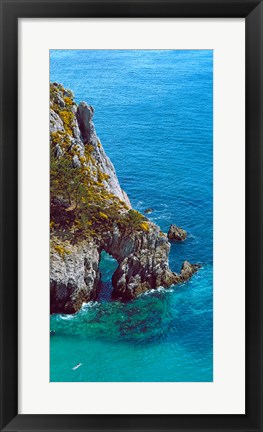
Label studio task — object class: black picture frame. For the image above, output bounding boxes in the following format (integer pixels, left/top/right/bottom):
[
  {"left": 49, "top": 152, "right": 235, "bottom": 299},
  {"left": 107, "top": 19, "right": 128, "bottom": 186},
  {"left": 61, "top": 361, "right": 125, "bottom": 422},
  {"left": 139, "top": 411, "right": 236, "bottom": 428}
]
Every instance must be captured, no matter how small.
[{"left": 0, "top": 1, "right": 262, "bottom": 431}]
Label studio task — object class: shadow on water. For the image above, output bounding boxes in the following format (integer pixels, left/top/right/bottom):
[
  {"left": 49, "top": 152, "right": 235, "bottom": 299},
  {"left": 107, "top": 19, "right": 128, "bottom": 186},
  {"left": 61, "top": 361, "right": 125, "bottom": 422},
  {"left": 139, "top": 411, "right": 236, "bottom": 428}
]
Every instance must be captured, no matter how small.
[{"left": 97, "top": 250, "right": 118, "bottom": 302}]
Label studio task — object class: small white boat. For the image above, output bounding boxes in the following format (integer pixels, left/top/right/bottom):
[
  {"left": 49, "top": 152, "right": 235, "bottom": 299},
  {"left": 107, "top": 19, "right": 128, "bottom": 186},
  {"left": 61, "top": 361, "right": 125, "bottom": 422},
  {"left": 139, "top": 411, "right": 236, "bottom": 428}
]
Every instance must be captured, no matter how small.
[{"left": 72, "top": 363, "right": 82, "bottom": 371}]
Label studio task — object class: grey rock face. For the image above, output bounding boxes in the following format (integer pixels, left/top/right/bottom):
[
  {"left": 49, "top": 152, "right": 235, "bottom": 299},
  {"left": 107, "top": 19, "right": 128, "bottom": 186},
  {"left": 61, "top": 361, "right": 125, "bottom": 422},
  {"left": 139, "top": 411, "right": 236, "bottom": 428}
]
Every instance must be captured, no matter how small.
[
  {"left": 105, "top": 224, "right": 174, "bottom": 300},
  {"left": 55, "top": 94, "right": 66, "bottom": 108},
  {"left": 102, "top": 225, "right": 199, "bottom": 300},
  {"left": 50, "top": 109, "right": 64, "bottom": 133},
  {"left": 178, "top": 260, "right": 200, "bottom": 282},
  {"left": 76, "top": 102, "right": 96, "bottom": 144},
  {"left": 54, "top": 144, "right": 63, "bottom": 157},
  {"left": 167, "top": 224, "right": 187, "bottom": 241},
  {"left": 50, "top": 92, "right": 130, "bottom": 207},
  {"left": 50, "top": 226, "right": 200, "bottom": 313},
  {"left": 50, "top": 240, "right": 100, "bottom": 314},
  {"left": 72, "top": 154, "right": 81, "bottom": 168},
  {"left": 75, "top": 101, "right": 131, "bottom": 208}
]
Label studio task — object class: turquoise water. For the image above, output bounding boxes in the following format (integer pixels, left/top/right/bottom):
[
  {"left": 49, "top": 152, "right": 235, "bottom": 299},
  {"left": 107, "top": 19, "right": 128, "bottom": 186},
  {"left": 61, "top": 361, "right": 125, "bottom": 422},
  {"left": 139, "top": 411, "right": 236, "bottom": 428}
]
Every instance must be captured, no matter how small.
[{"left": 50, "top": 50, "right": 213, "bottom": 382}]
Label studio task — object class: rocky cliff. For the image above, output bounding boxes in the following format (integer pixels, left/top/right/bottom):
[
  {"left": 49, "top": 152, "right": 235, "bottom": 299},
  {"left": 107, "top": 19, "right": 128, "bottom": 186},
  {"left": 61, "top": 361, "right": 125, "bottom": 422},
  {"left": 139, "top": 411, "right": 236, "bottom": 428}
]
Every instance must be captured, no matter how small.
[{"left": 50, "top": 83, "right": 199, "bottom": 314}]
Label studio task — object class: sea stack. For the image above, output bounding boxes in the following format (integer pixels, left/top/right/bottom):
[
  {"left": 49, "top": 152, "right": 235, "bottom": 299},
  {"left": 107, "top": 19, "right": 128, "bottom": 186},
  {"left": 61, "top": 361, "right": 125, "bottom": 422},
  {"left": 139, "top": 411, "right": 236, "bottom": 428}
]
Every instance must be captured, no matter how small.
[{"left": 167, "top": 224, "right": 187, "bottom": 241}]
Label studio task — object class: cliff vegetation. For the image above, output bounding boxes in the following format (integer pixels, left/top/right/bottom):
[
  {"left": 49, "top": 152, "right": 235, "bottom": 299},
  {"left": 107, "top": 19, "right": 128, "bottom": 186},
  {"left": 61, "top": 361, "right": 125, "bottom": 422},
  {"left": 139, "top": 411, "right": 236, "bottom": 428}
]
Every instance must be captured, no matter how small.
[
  {"left": 50, "top": 83, "right": 149, "bottom": 244},
  {"left": 50, "top": 83, "right": 199, "bottom": 314}
]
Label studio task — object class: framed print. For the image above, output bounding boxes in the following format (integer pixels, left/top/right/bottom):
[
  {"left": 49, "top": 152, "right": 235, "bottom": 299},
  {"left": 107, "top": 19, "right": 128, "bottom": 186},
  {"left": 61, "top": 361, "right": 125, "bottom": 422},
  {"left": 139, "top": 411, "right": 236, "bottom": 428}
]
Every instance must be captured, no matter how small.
[{"left": 0, "top": 1, "right": 262, "bottom": 432}]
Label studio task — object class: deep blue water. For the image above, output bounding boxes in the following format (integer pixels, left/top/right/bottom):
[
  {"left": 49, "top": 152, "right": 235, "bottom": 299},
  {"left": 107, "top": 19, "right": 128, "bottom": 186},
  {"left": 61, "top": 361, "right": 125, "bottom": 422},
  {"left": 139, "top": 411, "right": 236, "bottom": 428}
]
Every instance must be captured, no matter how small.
[{"left": 50, "top": 50, "right": 213, "bottom": 382}]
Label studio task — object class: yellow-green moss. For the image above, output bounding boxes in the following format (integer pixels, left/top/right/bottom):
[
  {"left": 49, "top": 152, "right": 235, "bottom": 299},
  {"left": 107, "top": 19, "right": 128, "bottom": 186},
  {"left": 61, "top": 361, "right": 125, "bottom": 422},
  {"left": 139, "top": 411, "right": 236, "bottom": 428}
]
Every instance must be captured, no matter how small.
[
  {"left": 54, "top": 244, "right": 70, "bottom": 257},
  {"left": 50, "top": 82, "right": 149, "bottom": 244},
  {"left": 140, "top": 222, "right": 150, "bottom": 232},
  {"left": 60, "top": 110, "right": 74, "bottom": 135},
  {"left": 64, "top": 96, "right": 73, "bottom": 106},
  {"left": 99, "top": 212, "right": 109, "bottom": 220}
]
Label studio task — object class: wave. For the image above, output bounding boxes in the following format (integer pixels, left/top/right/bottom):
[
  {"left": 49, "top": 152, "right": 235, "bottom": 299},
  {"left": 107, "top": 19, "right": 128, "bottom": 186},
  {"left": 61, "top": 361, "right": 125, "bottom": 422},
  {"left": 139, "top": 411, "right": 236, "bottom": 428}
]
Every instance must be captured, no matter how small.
[
  {"left": 139, "top": 286, "right": 174, "bottom": 298},
  {"left": 59, "top": 314, "right": 75, "bottom": 320},
  {"left": 81, "top": 301, "right": 99, "bottom": 310}
]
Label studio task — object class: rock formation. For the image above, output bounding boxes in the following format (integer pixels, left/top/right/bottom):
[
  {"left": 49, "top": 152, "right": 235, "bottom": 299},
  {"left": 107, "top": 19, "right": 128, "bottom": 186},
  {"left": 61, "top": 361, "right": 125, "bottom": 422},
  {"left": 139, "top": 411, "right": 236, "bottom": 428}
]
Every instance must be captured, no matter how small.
[
  {"left": 144, "top": 208, "right": 153, "bottom": 214},
  {"left": 167, "top": 224, "right": 187, "bottom": 241},
  {"left": 50, "top": 239, "right": 100, "bottom": 314},
  {"left": 50, "top": 83, "right": 199, "bottom": 314}
]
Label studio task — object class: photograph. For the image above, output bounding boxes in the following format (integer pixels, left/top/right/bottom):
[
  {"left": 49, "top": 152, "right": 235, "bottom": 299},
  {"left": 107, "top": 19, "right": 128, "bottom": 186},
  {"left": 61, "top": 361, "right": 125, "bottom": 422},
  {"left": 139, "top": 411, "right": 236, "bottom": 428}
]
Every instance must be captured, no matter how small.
[
  {"left": 1, "top": 0, "right": 262, "bottom": 428},
  {"left": 49, "top": 49, "right": 213, "bottom": 382}
]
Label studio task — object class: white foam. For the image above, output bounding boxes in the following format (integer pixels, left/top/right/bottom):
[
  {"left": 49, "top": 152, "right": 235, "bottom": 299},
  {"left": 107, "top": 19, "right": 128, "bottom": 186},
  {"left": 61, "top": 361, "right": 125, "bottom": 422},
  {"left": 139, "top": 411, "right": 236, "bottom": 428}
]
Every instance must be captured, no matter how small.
[
  {"left": 81, "top": 301, "right": 99, "bottom": 311},
  {"left": 139, "top": 286, "right": 174, "bottom": 297},
  {"left": 59, "top": 314, "right": 75, "bottom": 320}
]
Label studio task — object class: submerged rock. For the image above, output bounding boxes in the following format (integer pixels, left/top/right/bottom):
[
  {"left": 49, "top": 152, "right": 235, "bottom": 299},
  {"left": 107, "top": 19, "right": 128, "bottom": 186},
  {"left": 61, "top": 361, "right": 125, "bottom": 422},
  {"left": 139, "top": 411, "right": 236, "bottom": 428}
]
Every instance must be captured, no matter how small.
[
  {"left": 144, "top": 208, "right": 153, "bottom": 214},
  {"left": 167, "top": 224, "right": 187, "bottom": 241}
]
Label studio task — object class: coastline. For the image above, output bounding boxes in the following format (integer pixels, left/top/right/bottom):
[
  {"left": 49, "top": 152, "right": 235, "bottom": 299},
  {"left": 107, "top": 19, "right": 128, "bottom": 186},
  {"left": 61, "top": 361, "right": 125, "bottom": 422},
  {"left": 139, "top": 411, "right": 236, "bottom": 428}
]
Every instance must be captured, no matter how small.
[
  {"left": 50, "top": 83, "right": 199, "bottom": 313},
  {"left": 50, "top": 49, "right": 213, "bottom": 382}
]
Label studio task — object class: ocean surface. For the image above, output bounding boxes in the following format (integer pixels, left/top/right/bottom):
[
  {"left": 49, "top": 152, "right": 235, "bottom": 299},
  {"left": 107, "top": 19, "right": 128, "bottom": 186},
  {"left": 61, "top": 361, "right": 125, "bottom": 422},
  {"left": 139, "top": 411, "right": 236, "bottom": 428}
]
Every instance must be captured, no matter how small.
[{"left": 50, "top": 50, "right": 213, "bottom": 382}]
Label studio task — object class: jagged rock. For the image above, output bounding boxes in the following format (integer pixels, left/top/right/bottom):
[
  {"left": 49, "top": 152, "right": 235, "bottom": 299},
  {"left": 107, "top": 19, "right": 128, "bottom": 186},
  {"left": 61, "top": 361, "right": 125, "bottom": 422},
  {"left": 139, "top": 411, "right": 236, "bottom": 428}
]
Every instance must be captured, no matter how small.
[
  {"left": 50, "top": 87, "right": 130, "bottom": 207},
  {"left": 55, "top": 94, "right": 66, "bottom": 108},
  {"left": 50, "top": 109, "right": 64, "bottom": 133},
  {"left": 64, "top": 89, "right": 74, "bottom": 98},
  {"left": 72, "top": 125, "right": 81, "bottom": 141},
  {"left": 76, "top": 101, "right": 131, "bottom": 207},
  {"left": 50, "top": 240, "right": 101, "bottom": 314},
  {"left": 103, "top": 224, "right": 173, "bottom": 300},
  {"left": 76, "top": 102, "right": 96, "bottom": 145},
  {"left": 178, "top": 261, "right": 200, "bottom": 282},
  {"left": 167, "top": 224, "right": 187, "bottom": 241},
  {"left": 72, "top": 154, "right": 81, "bottom": 168},
  {"left": 54, "top": 144, "right": 63, "bottom": 157},
  {"left": 103, "top": 225, "right": 199, "bottom": 301},
  {"left": 50, "top": 227, "right": 200, "bottom": 313},
  {"left": 144, "top": 208, "right": 153, "bottom": 214}
]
